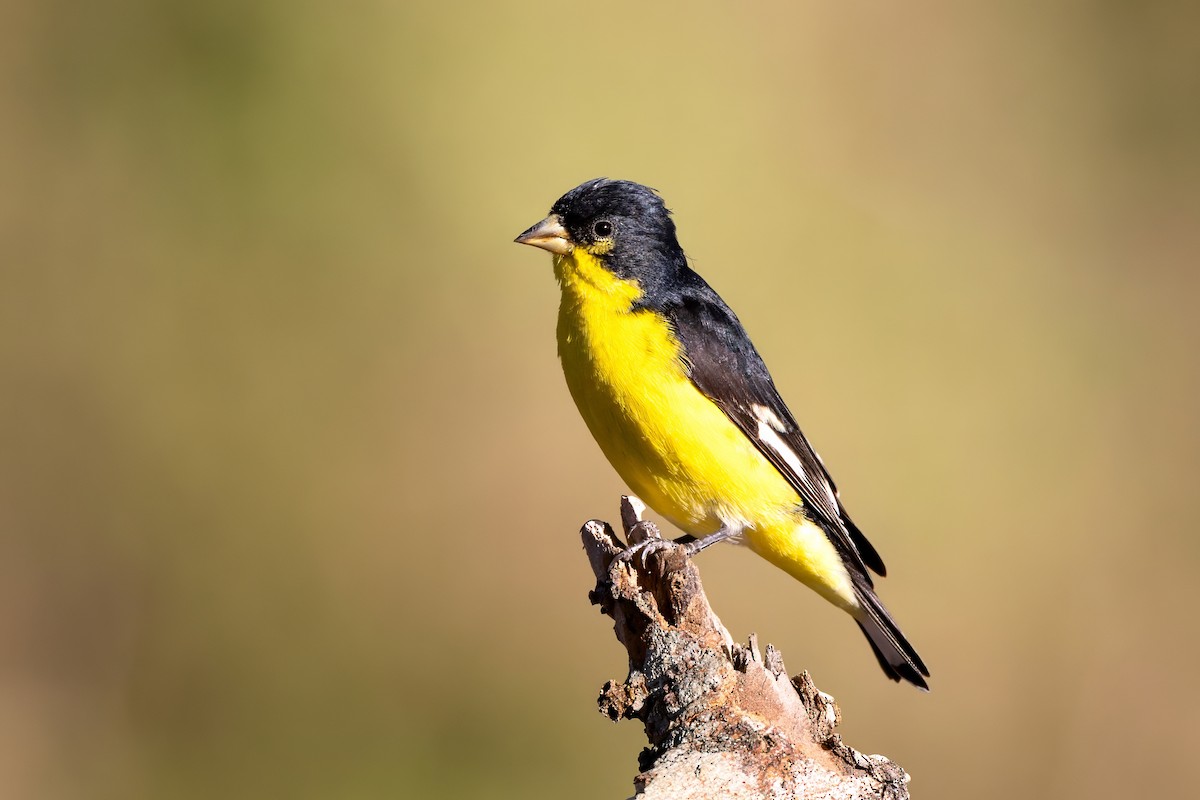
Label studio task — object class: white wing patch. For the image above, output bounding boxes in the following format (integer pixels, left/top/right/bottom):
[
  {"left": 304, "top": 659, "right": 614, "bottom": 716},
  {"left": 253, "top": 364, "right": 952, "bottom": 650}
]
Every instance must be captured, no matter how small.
[
  {"left": 751, "top": 403, "right": 787, "bottom": 433},
  {"left": 754, "top": 419, "right": 807, "bottom": 483},
  {"left": 752, "top": 405, "right": 841, "bottom": 514}
]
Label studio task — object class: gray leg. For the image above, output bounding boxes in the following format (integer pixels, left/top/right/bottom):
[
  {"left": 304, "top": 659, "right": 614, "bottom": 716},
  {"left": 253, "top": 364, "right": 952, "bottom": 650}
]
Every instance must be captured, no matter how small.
[
  {"left": 614, "top": 524, "right": 739, "bottom": 568},
  {"left": 684, "top": 525, "right": 739, "bottom": 556}
]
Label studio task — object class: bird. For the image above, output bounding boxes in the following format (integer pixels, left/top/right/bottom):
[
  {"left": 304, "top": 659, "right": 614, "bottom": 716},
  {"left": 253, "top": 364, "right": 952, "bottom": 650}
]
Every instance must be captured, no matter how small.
[{"left": 514, "top": 178, "right": 929, "bottom": 689}]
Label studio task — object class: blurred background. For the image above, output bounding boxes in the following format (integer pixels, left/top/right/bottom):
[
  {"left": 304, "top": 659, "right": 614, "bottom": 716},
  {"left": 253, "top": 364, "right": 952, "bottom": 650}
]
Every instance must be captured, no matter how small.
[{"left": 2, "top": 1, "right": 1198, "bottom": 798}]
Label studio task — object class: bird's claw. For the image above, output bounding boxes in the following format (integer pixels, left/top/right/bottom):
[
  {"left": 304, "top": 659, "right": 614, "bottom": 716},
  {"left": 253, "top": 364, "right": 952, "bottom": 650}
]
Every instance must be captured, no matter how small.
[
  {"left": 637, "top": 538, "right": 675, "bottom": 568},
  {"left": 612, "top": 506, "right": 677, "bottom": 569},
  {"left": 612, "top": 536, "right": 676, "bottom": 569}
]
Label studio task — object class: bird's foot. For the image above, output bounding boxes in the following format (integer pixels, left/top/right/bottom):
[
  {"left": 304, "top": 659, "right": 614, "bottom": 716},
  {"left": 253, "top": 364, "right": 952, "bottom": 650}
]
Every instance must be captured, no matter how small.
[
  {"left": 612, "top": 534, "right": 678, "bottom": 569},
  {"left": 614, "top": 496, "right": 672, "bottom": 568},
  {"left": 613, "top": 495, "right": 711, "bottom": 568}
]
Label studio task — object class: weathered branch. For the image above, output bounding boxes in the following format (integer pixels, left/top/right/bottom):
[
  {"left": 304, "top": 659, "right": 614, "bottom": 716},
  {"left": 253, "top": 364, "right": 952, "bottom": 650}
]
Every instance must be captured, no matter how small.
[{"left": 583, "top": 497, "right": 911, "bottom": 800}]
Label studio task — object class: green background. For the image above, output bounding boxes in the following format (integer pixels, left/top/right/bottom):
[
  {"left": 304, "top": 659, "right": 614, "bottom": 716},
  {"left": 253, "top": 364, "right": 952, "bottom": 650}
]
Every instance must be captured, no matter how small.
[{"left": 2, "top": 1, "right": 1198, "bottom": 798}]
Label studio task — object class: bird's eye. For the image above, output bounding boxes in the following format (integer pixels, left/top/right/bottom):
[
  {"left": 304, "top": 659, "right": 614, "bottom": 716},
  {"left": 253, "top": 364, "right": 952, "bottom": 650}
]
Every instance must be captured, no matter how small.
[{"left": 592, "top": 220, "right": 613, "bottom": 238}]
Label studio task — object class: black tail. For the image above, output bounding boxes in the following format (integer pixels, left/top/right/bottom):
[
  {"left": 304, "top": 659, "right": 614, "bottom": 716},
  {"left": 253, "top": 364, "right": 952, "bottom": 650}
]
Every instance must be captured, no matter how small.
[{"left": 854, "top": 576, "right": 930, "bottom": 690}]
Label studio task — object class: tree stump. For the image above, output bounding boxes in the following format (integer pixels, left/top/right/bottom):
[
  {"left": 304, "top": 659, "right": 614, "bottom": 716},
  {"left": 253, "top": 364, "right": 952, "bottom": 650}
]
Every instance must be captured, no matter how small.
[{"left": 583, "top": 497, "right": 912, "bottom": 800}]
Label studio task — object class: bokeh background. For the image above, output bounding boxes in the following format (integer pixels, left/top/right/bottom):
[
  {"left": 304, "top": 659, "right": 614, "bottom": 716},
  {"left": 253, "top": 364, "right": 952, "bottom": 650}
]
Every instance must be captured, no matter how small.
[{"left": 3, "top": 1, "right": 1198, "bottom": 798}]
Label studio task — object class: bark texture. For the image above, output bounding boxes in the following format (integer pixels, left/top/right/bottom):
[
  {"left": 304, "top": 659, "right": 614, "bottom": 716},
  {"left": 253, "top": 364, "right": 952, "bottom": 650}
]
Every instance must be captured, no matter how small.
[{"left": 583, "top": 497, "right": 911, "bottom": 800}]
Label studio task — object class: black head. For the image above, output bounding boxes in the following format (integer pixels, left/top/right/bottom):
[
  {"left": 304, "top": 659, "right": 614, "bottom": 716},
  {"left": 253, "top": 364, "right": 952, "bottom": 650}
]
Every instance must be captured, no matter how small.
[
  {"left": 551, "top": 178, "right": 678, "bottom": 250},
  {"left": 516, "top": 178, "right": 689, "bottom": 293}
]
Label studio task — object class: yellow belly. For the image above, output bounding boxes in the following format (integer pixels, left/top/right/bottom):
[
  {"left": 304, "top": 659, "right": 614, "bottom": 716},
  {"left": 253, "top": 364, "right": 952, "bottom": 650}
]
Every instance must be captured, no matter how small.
[{"left": 553, "top": 249, "right": 856, "bottom": 609}]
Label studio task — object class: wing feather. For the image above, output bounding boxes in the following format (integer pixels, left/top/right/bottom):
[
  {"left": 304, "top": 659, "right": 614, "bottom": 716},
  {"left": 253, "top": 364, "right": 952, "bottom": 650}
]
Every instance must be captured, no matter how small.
[{"left": 654, "top": 276, "right": 887, "bottom": 580}]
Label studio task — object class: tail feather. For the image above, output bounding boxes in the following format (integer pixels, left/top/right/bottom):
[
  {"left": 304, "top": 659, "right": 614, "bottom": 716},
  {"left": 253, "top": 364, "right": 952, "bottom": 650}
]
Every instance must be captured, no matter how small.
[
  {"left": 843, "top": 515, "right": 886, "bottom": 577},
  {"left": 854, "top": 577, "right": 929, "bottom": 690}
]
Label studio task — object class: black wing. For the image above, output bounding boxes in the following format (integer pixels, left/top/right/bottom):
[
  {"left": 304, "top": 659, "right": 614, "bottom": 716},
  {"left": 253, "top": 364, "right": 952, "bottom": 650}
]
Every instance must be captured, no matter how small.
[{"left": 651, "top": 273, "right": 887, "bottom": 581}]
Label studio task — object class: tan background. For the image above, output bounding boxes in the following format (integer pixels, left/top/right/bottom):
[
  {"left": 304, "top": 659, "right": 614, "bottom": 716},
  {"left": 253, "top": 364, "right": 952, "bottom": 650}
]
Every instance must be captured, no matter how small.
[{"left": 2, "top": 1, "right": 1198, "bottom": 798}]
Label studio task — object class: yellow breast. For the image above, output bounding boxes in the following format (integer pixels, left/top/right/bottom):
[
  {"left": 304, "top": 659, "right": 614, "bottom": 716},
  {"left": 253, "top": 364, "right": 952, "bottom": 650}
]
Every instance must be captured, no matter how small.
[{"left": 553, "top": 249, "right": 800, "bottom": 536}]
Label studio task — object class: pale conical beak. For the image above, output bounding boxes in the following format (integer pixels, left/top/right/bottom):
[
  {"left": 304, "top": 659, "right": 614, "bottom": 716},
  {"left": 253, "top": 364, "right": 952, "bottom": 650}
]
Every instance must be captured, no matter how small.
[{"left": 514, "top": 214, "right": 572, "bottom": 255}]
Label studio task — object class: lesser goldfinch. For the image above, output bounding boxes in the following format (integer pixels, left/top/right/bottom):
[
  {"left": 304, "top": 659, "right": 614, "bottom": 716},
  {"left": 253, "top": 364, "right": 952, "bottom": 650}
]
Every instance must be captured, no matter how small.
[{"left": 515, "top": 179, "right": 929, "bottom": 689}]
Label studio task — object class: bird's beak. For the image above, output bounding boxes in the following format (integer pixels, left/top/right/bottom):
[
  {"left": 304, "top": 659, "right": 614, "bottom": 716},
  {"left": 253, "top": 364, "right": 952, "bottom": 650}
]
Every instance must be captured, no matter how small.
[{"left": 514, "top": 215, "right": 572, "bottom": 255}]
